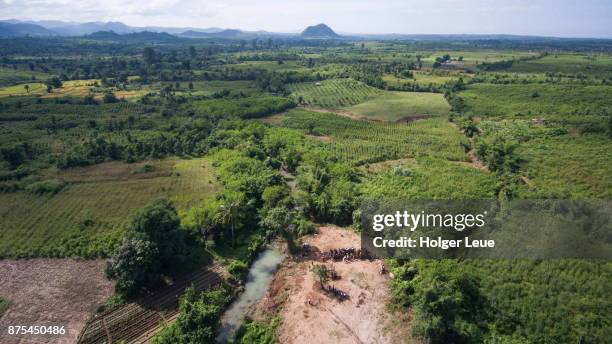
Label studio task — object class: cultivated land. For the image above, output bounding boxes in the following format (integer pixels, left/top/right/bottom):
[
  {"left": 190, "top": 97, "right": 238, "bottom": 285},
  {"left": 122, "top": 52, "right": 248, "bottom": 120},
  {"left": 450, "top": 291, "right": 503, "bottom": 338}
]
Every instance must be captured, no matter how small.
[
  {"left": 0, "top": 158, "right": 218, "bottom": 258},
  {"left": 0, "top": 259, "right": 114, "bottom": 344},
  {"left": 345, "top": 91, "right": 450, "bottom": 121},
  {"left": 0, "top": 33, "right": 610, "bottom": 344},
  {"left": 289, "top": 79, "right": 382, "bottom": 108}
]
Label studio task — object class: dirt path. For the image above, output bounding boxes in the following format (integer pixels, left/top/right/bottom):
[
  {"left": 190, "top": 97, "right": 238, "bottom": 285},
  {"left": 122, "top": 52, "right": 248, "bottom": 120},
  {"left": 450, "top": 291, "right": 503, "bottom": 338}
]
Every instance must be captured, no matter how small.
[
  {"left": 301, "top": 106, "right": 432, "bottom": 124},
  {"left": 251, "top": 226, "right": 410, "bottom": 344},
  {"left": 301, "top": 106, "right": 371, "bottom": 121}
]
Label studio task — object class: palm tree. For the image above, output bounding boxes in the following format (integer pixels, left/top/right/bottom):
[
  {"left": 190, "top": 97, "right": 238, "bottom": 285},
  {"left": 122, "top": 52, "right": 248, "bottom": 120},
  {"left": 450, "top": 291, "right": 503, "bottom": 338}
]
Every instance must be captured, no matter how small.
[{"left": 218, "top": 192, "right": 242, "bottom": 247}]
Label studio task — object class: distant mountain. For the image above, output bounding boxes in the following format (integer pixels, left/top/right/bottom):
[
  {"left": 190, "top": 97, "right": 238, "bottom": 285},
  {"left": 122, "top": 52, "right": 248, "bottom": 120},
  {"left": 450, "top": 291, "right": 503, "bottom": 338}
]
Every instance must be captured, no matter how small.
[
  {"left": 178, "top": 29, "right": 245, "bottom": 38},
  {"left": 52, "top": 21, "right": 134, "bottom": 36},
  {"left": 301, "top": 24, "right": 338, "bottom": 38},
  {"left": 85, "top": 30, "right": 180, "bottom": 43},
  {"left": 0, "top": 22, "right": 57, "bottom": 37}
]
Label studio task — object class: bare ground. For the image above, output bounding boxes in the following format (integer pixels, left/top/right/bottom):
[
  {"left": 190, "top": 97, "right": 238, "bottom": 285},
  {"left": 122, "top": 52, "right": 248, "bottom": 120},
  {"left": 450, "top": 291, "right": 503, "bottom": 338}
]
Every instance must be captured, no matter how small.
[
  {"left": 0, "top": 259, "right": 114, "bottom": 344},
  {"left": 252, "top": 226, "right": 411, "bottom": 344}
]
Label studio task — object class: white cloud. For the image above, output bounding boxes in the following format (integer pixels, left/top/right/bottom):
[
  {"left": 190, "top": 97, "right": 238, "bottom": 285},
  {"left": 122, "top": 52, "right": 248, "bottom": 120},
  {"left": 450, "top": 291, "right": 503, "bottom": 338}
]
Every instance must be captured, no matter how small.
[{"left": 0, "top": 0, "right": 611, "bottom": 37}]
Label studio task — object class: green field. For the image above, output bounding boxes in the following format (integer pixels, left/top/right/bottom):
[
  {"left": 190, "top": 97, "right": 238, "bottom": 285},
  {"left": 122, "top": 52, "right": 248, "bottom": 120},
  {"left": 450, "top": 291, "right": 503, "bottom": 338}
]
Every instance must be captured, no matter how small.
[
  {"left": 345, "top": 91, "right": 450, "bottom": 121},
  {"left": 0, "top": 158, "right": 218, "bottom": 258},
  {"left": 459, "top": 83, "right": 612, "bottom": 119},
  {"left": 278, "top": 109, "right": 467, "bottom": 164},
  {"left": 288, "top": 78, "right": 382, "bottom": 108},
  {"left": 0, "top": 67, "right": 52, "bottom": 87},
  {"left": 0, "top": 35, "right": 611, "bottom": 344},
  {"left": 516, "top": 134, "right": 612, "bottom": 198},
  {"left": 422, "top": 50, "right": 539, "bottom": 64},
  {"left": 508, "top": 53, "right": 612, "bottom": 76}
]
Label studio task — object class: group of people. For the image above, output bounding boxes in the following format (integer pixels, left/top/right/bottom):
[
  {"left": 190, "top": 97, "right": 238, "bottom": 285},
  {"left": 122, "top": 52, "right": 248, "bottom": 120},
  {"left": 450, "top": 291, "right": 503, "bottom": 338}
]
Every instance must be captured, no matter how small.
[
  {"left": 323, "top": 284, "right": 349, "bottom": 301},
  {"left": 322, "top": 247, "right": 364, "bottom": 262}
]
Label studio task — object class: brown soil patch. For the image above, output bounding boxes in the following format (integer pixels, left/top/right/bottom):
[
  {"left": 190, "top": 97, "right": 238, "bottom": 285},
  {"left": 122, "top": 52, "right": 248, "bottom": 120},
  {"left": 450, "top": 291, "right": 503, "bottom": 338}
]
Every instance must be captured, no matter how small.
[
  {"left": 58, "top": 160, "right": 174, "bottom": 183},
  {"left": 467, "top": 150, "right": 488, "bottom": 171},
  {"left": 0, "top": 259, "right": 114, "bottom": 344},
  {"left": 394, "top": 115, "right": 433, "bottom": 124},
  {"left": 306, "top": 134, "right": 333, "bottom": 142},
  {"left": 359, "top": 158, "right": 416, "bottom": 174},
  {"left": 252, "top": 226, "right": 410, "bottom": 344},
  {"left": 301, "top": 106, "right": 374, "bottom": 122}
]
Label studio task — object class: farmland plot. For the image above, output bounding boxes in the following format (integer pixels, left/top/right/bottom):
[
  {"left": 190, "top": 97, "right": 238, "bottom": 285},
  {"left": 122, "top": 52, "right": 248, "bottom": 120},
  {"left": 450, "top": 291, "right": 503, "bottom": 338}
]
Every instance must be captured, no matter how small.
[
  {"left": 288, "top": 79, "right": 382, "bottom": 108},
  {"left": 278, "top": 109, "right": 467, "bottom": 165},
  {"left": 0, "top": 158, "right": 218, "bottom": 258},
  {"left": 0, "top": 259, "right": 114, "bottom": 344},
  {"left": 344, "top": 91, "right": 450, "bottom": 121}
]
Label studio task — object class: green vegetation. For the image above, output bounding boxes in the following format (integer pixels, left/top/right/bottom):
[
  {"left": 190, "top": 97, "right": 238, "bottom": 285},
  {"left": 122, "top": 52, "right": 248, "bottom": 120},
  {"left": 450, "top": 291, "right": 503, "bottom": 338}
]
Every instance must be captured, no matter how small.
[
  {"left": 280, "top": 109, "right": 467, "bottom": 164},
  {"left": 192, "top": 96, "right": 295, "bottom": 118},
  {"left": 105, "top": 199, "right": 195, "bottom": 296},
  {"left": 289, "top": 78, "right": 382, "bottom": 108},
  {"left": 0, "top": 34, "right": 610, "bottom": 344},
  {"left": 0, "top": 158, "right": 218, "bottom": 258},
  {"left": 345, "top": 91, "right": 450, "bottom": 121},
  {"left": 153, "top": 286, "right": 231, "bottom": 344},
  {"left": 508, "top": 53, "right": 612, "bottom": 76},
  {"left": 234, "top": 317, "right": 280, "bottom": 344},
  {"left": 459, "top": 83, "right": 612, "bottom": 120},
  {"left": 390, "top": 260, "right": 489, "bottom": 343},
  {"left": 0, "top": 297, "right": 10, "bottom": 316}
]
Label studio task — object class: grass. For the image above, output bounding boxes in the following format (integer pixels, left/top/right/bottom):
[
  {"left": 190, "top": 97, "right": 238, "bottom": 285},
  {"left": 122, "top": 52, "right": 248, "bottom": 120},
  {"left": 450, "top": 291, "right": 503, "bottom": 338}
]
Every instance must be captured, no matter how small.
[
  {"left": 278, "top": 109, "right": 467, "bottom": 165},
  {"left": 384, "top": 71, "right": 471, "bottom": 88},
  {"left": 0, "top": 158, "right": 219, "bottom": 258},
  {"left": 459, "top": 83, "right": 612, "bottom": 119},
  {"left": 508, "top": 53, "right": 612, "bottom": 76},
  {"left": 289, "top": 78, "right": 382, "bottom": 108},
  {"left": 422, "top": 50, "right": 539, "bottom": 65},
  {"left": 185, "top": 80, "right": 260, "bottom": 97},
  {"left": 0, "top": 67, "right": 52, "bottom": 87},
  {"left": 516, "top": 134, "right": 612, "bottom": 198},
  {"left": 192, "top": 96, "right": 295, "bottom": 118},
  {"left": 344, "top": 91, "right": 450, "bottom": 121},
  {"left": 0, "top": 82, "right": 46, "bottom": 96},
  {"left": 0, "top": 297, "right": 10, "bottom": 316},
  {"left": 361, "top": 157, "right": 498, "bottom": 199}
]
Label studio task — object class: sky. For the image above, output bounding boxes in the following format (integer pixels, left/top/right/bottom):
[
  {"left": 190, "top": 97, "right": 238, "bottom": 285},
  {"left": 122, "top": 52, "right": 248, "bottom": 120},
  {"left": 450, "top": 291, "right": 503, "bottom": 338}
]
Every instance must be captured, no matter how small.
[{"left": 2, "top": 0, "right": 612, "bottom": 38}]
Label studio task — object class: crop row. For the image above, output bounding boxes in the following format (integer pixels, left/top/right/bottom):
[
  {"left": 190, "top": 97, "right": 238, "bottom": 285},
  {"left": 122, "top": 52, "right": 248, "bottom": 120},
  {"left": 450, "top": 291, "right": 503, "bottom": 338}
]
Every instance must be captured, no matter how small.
[{"left": 289, "top": 78, "right": 382, "bottom": 108}]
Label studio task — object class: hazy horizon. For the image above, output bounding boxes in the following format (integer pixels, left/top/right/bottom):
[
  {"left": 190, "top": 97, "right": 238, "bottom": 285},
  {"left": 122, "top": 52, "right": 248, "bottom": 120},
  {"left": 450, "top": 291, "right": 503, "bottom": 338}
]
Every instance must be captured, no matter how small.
[{"left": 2, "top": 0, "right": 612, "bottom": 39}]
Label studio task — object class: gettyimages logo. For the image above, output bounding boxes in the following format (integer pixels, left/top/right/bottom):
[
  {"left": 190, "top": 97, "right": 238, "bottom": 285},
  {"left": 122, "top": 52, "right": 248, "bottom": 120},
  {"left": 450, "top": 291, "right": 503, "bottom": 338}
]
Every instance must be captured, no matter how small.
[{"left": 360, "top": 199, "right": 612, "bottom": 259}]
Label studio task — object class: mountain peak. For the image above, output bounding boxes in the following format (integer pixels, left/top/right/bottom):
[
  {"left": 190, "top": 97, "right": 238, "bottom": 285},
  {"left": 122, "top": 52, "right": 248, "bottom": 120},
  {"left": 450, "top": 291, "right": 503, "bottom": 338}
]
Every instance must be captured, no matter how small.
[{"left": 301, "top": 23, "right": 338, "bottom": 38}]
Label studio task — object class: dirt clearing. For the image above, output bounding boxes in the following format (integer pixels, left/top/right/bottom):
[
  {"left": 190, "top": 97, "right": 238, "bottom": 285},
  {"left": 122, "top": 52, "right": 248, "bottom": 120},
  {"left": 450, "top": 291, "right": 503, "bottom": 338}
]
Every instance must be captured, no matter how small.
[
  {"left": 0, "top": 259, "right": 114, "bottom": 344},
  {"left": 252, "top": 226, "right": 410, "bottom": 344}
]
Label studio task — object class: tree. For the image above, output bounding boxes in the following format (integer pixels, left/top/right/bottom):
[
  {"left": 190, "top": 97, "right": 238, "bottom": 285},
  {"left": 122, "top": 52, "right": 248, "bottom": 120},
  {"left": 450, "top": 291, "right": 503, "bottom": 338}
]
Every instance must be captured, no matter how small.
[
  {"left": 23, "top": 84, "right": 30, "bottom": 93},
  {"left": 409, "top": 261, "right": 489, "bottom": 344},
  {"left": 464, "top": 123, "right": 480, "bottom": 138},
  {"left": 103, "top": 92, "right": 119, "bottom": 103},
  {"left": 129, "top": 199, "right": 186, "bottom": 268},
  {"left": 106, "top": 199, "right": 188, "bottom": 295},
  {"left": 312, "top": 264, "right": 329, "bottom": 287},
  {"left": 105, "top": 237, "right": 157, "bottom": 296},
  {"left": 1, "top": 144, "right": 26, "bottom": 169},
  {"left": 45, "top": 76, "right": 62, "bottom": 89},
  {"left": 217, "top": 192, "right": 243, "bottom": 247},
  {"left": 143, "top": 47, "right": 157, "bottom": 65},
  {"left": 153, "top": 287, "right": 230, "bottom": 344},
  {"left": 188, "top": 45, "right": 196, "bottom": 59}
]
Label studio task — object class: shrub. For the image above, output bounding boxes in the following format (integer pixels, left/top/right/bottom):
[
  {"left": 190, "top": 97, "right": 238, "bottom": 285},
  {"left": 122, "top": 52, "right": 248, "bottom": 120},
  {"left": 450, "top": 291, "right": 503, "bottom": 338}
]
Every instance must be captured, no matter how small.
[
  {"left": 228, "top": 260, "right": 249, "bottom": 281},
  {"left": 24, "top": 179, "right": 66, "bottom": 195}
]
